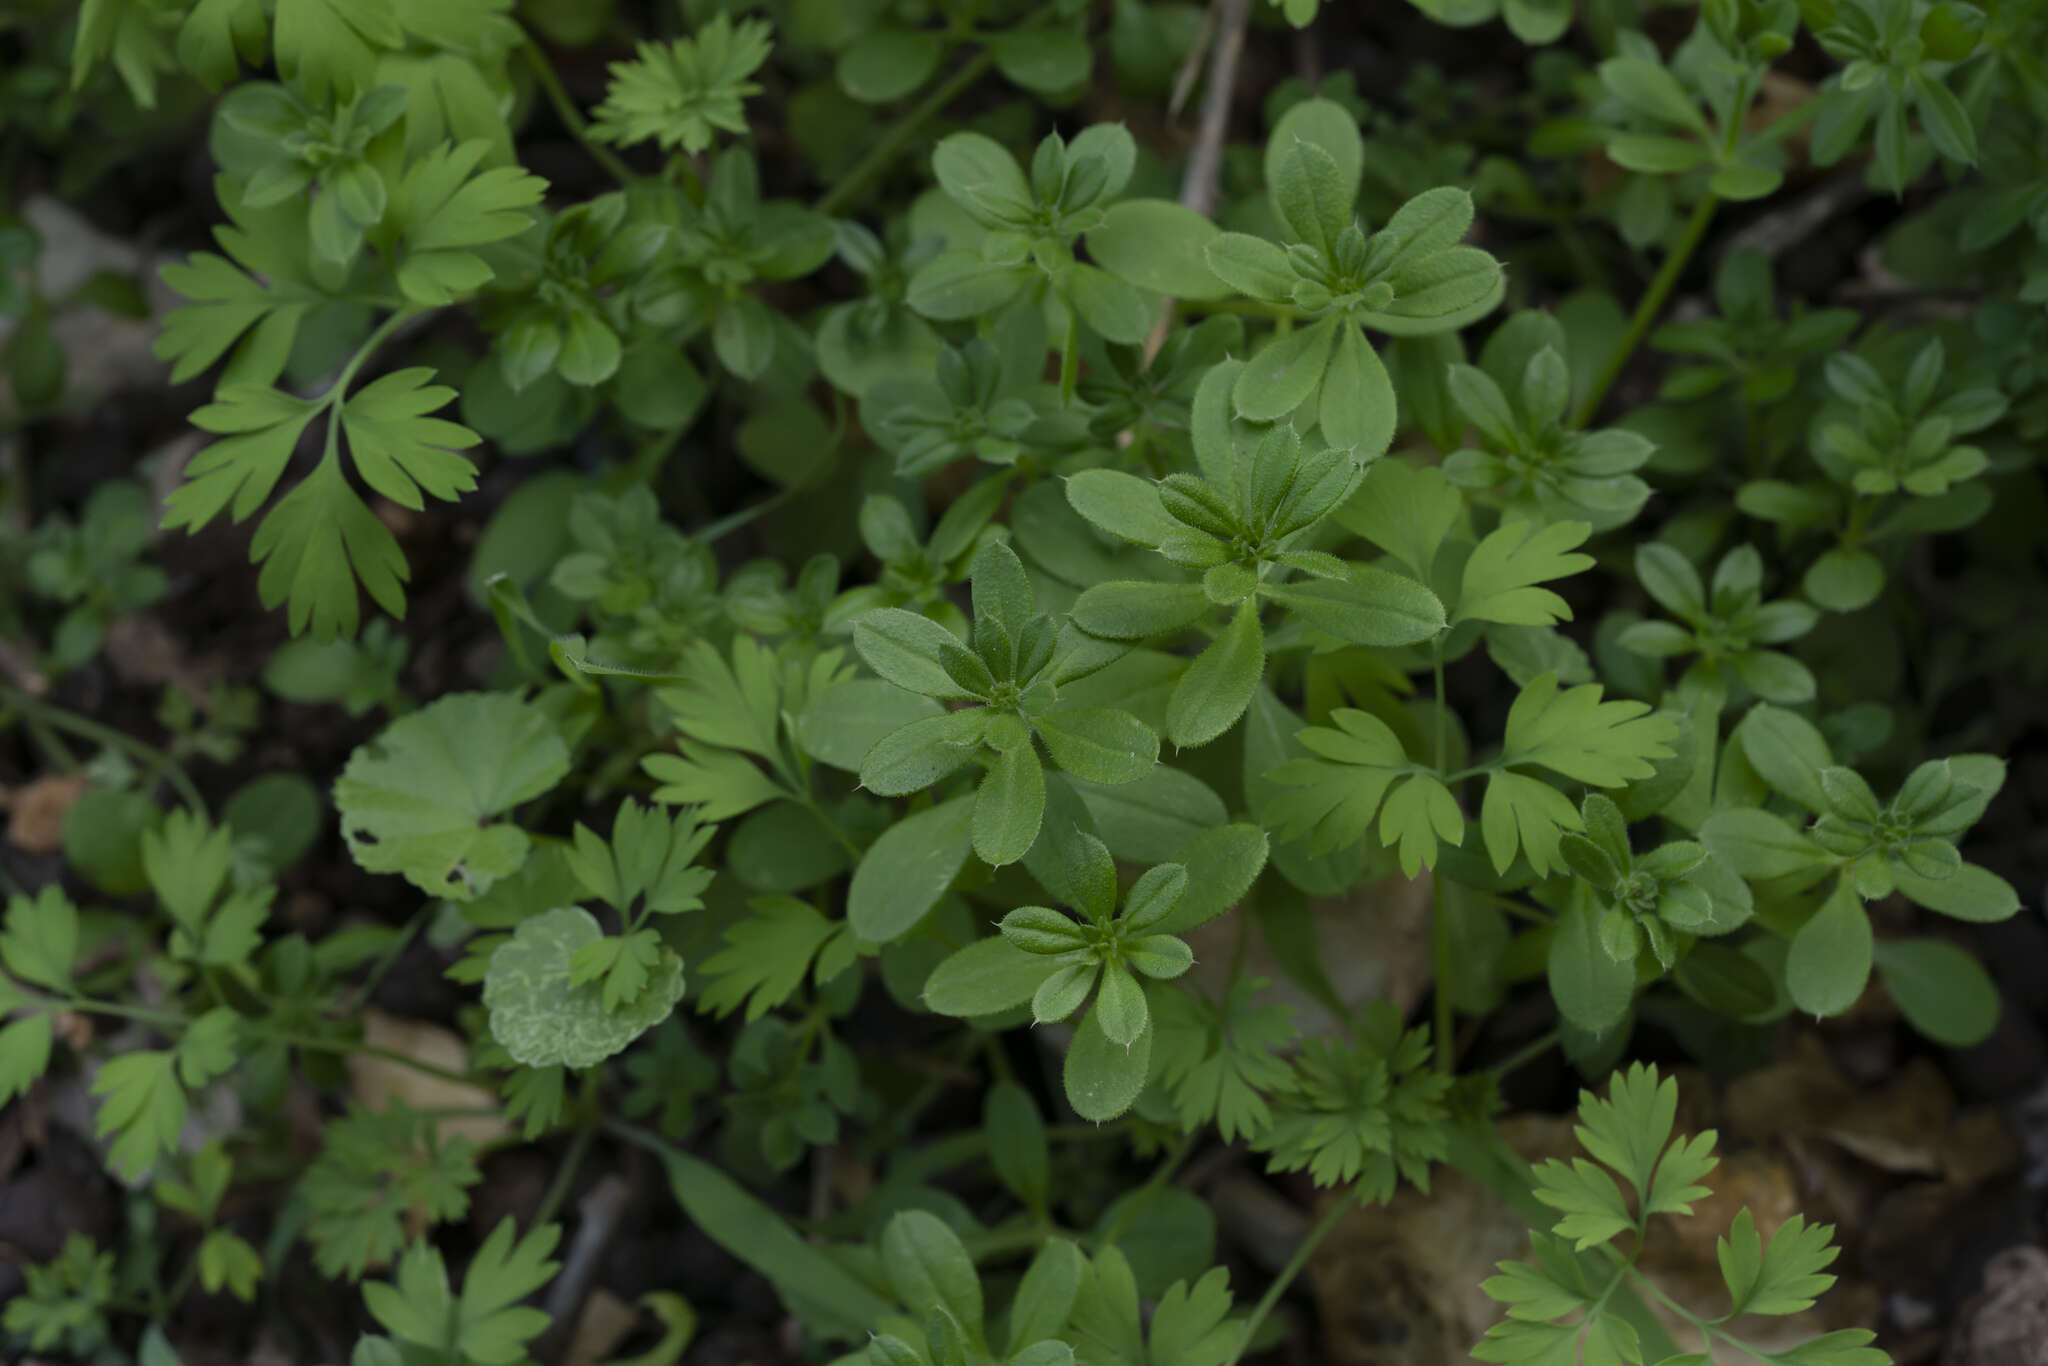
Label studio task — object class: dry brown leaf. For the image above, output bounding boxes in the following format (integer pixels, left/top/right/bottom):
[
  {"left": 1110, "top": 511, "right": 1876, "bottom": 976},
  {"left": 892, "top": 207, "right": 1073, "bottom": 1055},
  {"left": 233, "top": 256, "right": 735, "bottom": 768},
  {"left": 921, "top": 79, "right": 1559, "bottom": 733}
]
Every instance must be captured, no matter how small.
[
  {"left": 1724, "top": 1035, "right": 1857, "bottom": 1144},
  {"left": 1820, "top": 1058, "right": 1957, "bottom": 1175},
  {"left": 1310, "top": 1115, "right": 1577, "bottom": 1366},
  {"left": 1941, "top": 1108, "right": 2023, "bottom": 1190},
  {"left": 5, "top": 774, "right": 88, "bottom": 854},
  {"left": 1186, "top": 873, "right": 1433, "bottom": 1040},
  {"left": 346, "top": 1008, "right": 510, "bottom": 1148},
  {"left": 564, "top": 1289, "right": 640, "bottom": 1366}
]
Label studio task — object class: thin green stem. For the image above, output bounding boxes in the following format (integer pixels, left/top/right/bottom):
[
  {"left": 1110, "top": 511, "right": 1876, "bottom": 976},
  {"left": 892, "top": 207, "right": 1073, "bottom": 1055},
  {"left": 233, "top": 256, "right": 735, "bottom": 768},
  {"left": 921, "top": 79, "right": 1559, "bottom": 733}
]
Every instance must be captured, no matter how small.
[
  {"left": 52, "top": 995, "right": 482, "bottom": 1087},
  {"left": 1220, "top": 1191, "right": 1357, "bottom": 1366},
  {"left": 1841, "top": 493, "right": 1876, "bottom": 548},
  {"left": 1431, "top": 640, "right": 1447, "bottom": 772},
  {"left": 162, "top": 1247, "right": 203, "bottom": 1316},
  {"left": 1429, "top": 638, "right": 1455, "bottom": 1075},
  {"left": 1751, "top": 95, "right": 1822, "bottom": 146},
  {"left": 981, "top": 1033, "right": 1015, "bottom": 1085},
  {"left": 964, "top": 1219, "right": 1061, "bottom": 1264},
  {"left": 1096, "top": 1131, "right": 1197, "bottom": 1246},
  {"left": 534, "top": 1118, "right": 599, "bottom": 1228},
  {"left": 57, "top": 996, "right": 184, "bottom": 1026},
  {"left": 347, "top": 907, "right": 425, "bottom": 1011},
  {"left": 1, "top": 685, "right": 204, "bottom": 814},
  {"left": 519, "top": 36, "right": 636, "bottom": 188},
  {"left": 1179, "top": 297, "right": 1311, "bottom": 321},
  {"left": 625, "top": 426, "right": 689, "bottom": 487},
  {"left": 335, "top": 310, "right": 419, "bottom": 399},
  {"left": 1059, "top": 308, "right": 1081, "bottom": 405},
  {"left": 1487, "top": 1028, "right": 1560, "bottom": 1078},
  {"left": 817, "top": 48, "right": 999, "bottom": 216},
  {"left": 1624, "top": 1256, "right": 1776, "bottom": 1358},
  {"left": 692, "top": 489, "right": 793, "bottom": 545},
  {"left": 257, "top": 1028, "right": 485, "bottom": 1087},
  {"left": 1573, "top": 193, "right": 1720, "bottom": 428},
  {"left": 319, "top": 307, "right": 420, "bottom": 477},
  {"left": 1473, "top": 890, "right": 1551, "bottom": 926},
  {"left": 24, "top": 714, "right": 81, "bottom": 772},
  {"left": 1432, "top": 895, "right": 1455, "bottom": 1076}
]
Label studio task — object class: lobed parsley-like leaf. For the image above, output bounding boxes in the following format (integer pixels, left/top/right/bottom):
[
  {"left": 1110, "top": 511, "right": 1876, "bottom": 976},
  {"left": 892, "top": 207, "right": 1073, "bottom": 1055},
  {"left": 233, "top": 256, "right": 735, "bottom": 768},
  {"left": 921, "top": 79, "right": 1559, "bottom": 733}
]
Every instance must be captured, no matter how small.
[
  {"left": 90, "top": 1052, "right": 188, "bottom": 1181},
  {"left": 338, "top": 369, "right": 482, "bottom": 511},
  {"left": 272, "top": 0, "right": 402, "bottom": 101},
  {"left": 1262, "top": 708, "right": 1413, "bottom": 854},
  {"left": 501, "top": 1065, "right": 569, "bottom": 1140},
  {"left": 564, "top": 800, "right": 716, "bottom": 920},
  {"left": 1529, "top": 1157, "right": 1633, "bottom": 1251},
  {"left": 657, "top": 635, "right": 791, "bottom": 761},
  {"left": 589, "top": 13, "right": 773, "bottom": 154},
  {"left": 1454, "top": 520, "right": 1593, "bottom": 627},
  {"left": 249, "top": 458, "right": 412, "bottom": 639},
  {"left": 1527, "top": 1062, "right": 1720, "bottom": 1259},
  {"left": 87, "top": 1010, "right": 239, "bottom": 1180},
  {"left": 697, "top": 896, "right": 852, "bottom": 1022},
  {"left": 1377, "top": 772, "right": 1465, "bottom": 877},
  {"left": 362, "top": 1217, "right": 560, "bottom": 1366},
  {"left": 1500, "top": 672, "right": 1679, "bottom": 788},
  {"left": 154, "top": 182, "right": 326, "bottom": 386},
  {"left": 0, "top": 1233, "right": 115, "bottom": 1353},
  {"left": 1718, "top": 1210, "right": 1842, "bottom": 1318},
  {"left": 1151, "top": 979, "right": 1296, "bottom": 1142},
  {"left": 568, "top": 928, "right": 667, "bottom": 1012},
  {"left": 0, "top": 1014, "right": 53, "bottom": 1106},
  {"left": 644, "top": 740, "right": 788, "bottom": 821},
  {"left": 197, "top": 1228, "right": 264, "bottom": 1301},
  {"left": 1479, "top": 1232, "right": 1594, "bottom": 1326},
  {"left": 1259, "top": 1006, "right": 1451, "bottom": 1197},
  {"left": 1478, "top": 769, "right": 1583, "bottom": 876},
  {"left": 1, "top": 885, "right": 79, "bottom": 991},
  {"left": 299, "top": 1102, "right": 480, "bottom": 1280},
  {"left": 1573, "top": 1062, "right": 1694, "bottom": 1200},
  {"left": 389, "top": 140, "right": 547, "bottom": 306},
  {"left": 164, "top": 384, "right": 322, "bottom": 533},
  {"left": 142, "top": 809, "right": 271, "bottom": 966}
]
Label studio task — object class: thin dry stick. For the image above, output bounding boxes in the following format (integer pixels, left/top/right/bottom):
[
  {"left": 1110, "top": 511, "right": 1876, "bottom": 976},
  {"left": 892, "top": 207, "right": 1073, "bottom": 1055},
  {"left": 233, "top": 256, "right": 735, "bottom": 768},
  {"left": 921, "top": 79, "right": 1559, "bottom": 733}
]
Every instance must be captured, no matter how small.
[
  {"left": 537, "top": 1172, "right": 633, "bottom": 1365},
  {"left": 1182, "top": 0, "right": 1253, "bottom": 219},
  {"left": 1143, "top": 0, "right": 1255, "bottom": 364}
]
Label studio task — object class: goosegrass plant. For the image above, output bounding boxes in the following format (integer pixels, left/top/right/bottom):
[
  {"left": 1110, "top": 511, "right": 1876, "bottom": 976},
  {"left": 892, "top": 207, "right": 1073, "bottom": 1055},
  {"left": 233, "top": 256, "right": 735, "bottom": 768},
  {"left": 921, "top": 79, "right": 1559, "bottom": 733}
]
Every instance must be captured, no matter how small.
[{"left": 3, "top": 0, "right": 2041, "bottom": 1361}]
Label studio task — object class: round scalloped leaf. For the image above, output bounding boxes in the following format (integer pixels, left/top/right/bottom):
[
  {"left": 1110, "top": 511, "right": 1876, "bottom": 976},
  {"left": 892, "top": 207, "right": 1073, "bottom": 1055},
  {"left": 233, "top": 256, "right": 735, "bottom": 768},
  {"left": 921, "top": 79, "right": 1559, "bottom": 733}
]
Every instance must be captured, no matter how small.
[
  {"left": 483, "top": 907, "right": 684, "bottom": 1068},
  {"left": 334, "top": 692, "right": 570, "bottom": 901}
]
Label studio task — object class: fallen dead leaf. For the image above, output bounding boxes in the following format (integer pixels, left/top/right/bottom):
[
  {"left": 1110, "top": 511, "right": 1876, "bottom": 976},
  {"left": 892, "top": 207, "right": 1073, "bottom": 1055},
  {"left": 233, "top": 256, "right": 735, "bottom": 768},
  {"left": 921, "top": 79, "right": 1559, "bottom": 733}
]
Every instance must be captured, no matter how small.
[
  {"left": 346, "top": 1008, "right": 510, "bottom": 1149},
  {"left": 1942, "top": 1107, "right": 2024, "bottom": 1190},
  {"left": 53, "top": 1011, "right": 94, "bottom": 1053},
  {"left": 1724, "top": 1034, "right": 1857, "bottom": 1143},
  {"left": 564, "top": 1289, "right": 640, "bottom": 1366},
  {"left": 1311, "top": 1115, "right": 1578, "bottom": 1366},
  {"left": 1312, "top": 1039, "right": 1936, "bottom": 1365},
  {"left": 5, "top": 773, "right": 88, "bottom": 853},
  {"left": 1819, "top": 1057, "right": 1956, "bottom": 1175},
  {"left": 1186, "top": 873, "right": 1434, "bottom": 1040}
]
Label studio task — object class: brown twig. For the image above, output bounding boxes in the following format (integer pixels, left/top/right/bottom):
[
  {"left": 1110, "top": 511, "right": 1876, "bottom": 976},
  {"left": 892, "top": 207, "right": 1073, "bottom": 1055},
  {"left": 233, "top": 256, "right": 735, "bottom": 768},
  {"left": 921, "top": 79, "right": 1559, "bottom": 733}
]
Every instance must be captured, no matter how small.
[
  {"left": 1145, "top": 0, "right": 1256, "bottom": 364},
  {"left": 538, "top": 1172, "right": 634, "bottom": 1366},
  {"left": 1181, "top": 0, "right": 1254, "bottom": 222}
]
